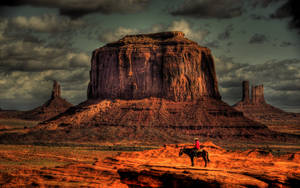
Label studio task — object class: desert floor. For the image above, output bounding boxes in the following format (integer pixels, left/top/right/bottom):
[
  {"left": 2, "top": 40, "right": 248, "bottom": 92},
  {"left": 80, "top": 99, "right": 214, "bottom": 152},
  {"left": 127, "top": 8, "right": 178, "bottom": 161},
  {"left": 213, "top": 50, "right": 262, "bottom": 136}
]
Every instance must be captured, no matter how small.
[{"left": 0, "top": 118, "right": 299, "bottom": 187}]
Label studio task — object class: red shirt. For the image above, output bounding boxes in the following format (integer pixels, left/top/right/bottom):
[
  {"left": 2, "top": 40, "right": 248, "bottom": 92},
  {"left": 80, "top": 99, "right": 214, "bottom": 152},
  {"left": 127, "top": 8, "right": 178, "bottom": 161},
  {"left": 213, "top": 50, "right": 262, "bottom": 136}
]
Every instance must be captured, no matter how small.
[{"left": 195, "top": 140, "right": 200, "bottom": 150}]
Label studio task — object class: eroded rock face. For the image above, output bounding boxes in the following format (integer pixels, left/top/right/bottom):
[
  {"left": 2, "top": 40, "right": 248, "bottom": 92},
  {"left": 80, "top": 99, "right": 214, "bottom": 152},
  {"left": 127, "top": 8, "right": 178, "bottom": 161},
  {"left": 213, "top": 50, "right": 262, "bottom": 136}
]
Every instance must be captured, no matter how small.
[{"left": 88, "top": 31, "right": 221, "bottom": 101}]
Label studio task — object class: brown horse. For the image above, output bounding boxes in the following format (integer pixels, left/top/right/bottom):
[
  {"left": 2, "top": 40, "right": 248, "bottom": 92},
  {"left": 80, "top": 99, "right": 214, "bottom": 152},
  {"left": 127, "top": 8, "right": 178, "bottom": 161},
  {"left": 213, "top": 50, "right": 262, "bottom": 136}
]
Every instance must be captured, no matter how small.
[{"left": 179, "top": 148, "right": 210, "bottom": 167}]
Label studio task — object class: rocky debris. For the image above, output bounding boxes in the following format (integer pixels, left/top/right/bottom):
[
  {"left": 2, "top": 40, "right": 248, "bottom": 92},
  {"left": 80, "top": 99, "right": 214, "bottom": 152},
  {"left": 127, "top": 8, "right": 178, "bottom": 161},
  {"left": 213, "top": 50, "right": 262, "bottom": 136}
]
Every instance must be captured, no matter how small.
[
  {"left": 234, "top": 80, "right": 300, "bottom": 135},
  {"left": 88, "top": 31, "right": 221, "bottom": 101}
]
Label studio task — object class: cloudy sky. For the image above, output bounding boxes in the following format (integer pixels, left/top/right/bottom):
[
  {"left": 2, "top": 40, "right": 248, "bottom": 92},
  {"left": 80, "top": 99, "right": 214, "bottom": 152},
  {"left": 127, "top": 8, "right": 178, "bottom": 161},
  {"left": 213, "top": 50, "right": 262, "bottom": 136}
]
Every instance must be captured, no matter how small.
[{"left": 0, "top": 0, "right": 299, "bottom": 112}]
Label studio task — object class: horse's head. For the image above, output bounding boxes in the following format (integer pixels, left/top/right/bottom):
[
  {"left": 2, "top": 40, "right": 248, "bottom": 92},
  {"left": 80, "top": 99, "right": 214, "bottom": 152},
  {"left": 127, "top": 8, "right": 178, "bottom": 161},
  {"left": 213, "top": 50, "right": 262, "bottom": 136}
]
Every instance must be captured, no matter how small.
[{"left": 179, "top": 149, "right": 184, "bottom": 157}]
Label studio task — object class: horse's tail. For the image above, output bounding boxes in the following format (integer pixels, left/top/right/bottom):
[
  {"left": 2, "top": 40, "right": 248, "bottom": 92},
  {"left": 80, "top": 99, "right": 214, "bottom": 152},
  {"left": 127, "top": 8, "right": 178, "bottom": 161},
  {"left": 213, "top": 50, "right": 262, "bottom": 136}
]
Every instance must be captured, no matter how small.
[
  {"left": 203, "top": 149, "right": 210, "bottom": 163},
  {"left": 207, "top": 150, "right": 210, "bottom": 163}
]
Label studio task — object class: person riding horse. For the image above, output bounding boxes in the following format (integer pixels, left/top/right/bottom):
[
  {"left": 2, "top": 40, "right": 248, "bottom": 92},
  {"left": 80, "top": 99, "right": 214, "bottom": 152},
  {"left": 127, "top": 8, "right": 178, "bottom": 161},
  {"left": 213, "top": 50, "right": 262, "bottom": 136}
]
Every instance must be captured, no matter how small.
[
  {"left": 194, "top": 138, "right": 202, "bottom": 155},
  {"left": 178, "top": 138, "right": 210, "bottom": 167},
  {"left": 194, "top": 138, "right": 200, "bottom": 150}
]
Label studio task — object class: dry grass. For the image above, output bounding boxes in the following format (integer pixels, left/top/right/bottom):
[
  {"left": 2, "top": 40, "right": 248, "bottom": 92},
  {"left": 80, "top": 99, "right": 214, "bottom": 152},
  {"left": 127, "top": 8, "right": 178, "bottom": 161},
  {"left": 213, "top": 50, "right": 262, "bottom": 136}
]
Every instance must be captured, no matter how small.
[{"left": 0, "top": 118, "right": 39, "bottom": 129}]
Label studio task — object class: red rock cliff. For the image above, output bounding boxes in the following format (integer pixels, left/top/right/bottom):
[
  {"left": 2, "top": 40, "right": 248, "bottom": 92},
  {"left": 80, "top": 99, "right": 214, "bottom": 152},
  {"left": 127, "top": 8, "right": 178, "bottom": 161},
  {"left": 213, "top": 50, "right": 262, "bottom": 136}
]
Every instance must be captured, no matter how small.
[{"left": 87, "top": 31, "right": 221, "bottom": 101}]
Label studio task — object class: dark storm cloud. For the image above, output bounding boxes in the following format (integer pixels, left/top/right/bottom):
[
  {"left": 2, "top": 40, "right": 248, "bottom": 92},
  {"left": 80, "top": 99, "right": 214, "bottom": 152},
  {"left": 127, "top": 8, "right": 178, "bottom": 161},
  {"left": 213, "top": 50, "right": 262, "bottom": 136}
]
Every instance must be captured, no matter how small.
[
  {"left": 0, "top": 0, "right": 151, "bottom": 19},
  {"left": 249, "top": 33, "right": 269, "bottom": 44},
  {"left": 170, "top": 0, "right": 243, "bottom": 19},
  {"left": 250, "top": 0, "right": 284, "bottom": 8},
  {"left": 279, "top": 41, "right": 293, "bottom": 47},
  {"left": 98, "top": 19, "right": 210, "bottom": 43},
  {"left": 271, "top": 0, "right": 300, "bottom": 32},
  {"left": 218, "top": 24, "right": 234, "bottom": 40},
  {"left": 250, "top": 0, "right": 300, "bottom": 32},
  {"left": 0, "top": 17, "right": 89, "bottom": 72},
  {"left": 250, "top": 14, "right": 269, "bottom": 20},
  {"left": 6, "top": 14, "right": 84, "bottom": 33},
  {"left": 0, "top": 42, "right": 90, "bottom": 72},
  {"left": 0, "top": 18, "right": 90, "bottom": 109},
  {"left": 215, "top": 57, "right": 300, "bottom": 111},
  {"left": 204, "top": 40, "right": 220, "bottom": 49}
]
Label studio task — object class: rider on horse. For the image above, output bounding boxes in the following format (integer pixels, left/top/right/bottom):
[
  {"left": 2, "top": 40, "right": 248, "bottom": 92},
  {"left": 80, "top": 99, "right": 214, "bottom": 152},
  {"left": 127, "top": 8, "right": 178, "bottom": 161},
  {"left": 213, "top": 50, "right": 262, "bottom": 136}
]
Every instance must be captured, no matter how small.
[
  {"left": 179, "top": 138, "right": 210, "bottom": 167},
  {"left": 194, "top": 138, "right": 200, "bottom": 150},
  {"left": 194, "top": 138, "right": 201, "bottom": 156}
]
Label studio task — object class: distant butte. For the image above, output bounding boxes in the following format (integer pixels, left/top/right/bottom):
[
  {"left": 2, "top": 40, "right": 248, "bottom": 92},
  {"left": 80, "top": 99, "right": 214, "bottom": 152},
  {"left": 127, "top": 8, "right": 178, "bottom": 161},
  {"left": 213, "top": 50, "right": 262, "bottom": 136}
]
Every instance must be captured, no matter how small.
[{"left": 234, "top": 80, "right": 300, "bottom": 135}]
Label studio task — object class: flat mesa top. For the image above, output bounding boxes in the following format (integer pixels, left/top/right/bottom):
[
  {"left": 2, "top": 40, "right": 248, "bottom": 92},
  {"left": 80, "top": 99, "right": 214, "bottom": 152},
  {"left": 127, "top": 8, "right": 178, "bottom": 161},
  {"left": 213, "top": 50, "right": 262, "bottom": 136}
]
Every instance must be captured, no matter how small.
[
  {"left": 105, "top": 31, "right": 199, "bottom": 47},
  {"left": 123, "top": 31, "right": 185, "bottom": 39}
]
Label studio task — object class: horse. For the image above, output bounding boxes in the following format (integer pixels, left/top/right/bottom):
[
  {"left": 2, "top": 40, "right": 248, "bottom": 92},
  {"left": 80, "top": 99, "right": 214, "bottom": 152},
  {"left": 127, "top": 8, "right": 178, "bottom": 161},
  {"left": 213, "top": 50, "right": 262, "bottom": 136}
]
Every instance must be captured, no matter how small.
[{"left": 179, "top": 148, "right": 210, "bottom": 167}]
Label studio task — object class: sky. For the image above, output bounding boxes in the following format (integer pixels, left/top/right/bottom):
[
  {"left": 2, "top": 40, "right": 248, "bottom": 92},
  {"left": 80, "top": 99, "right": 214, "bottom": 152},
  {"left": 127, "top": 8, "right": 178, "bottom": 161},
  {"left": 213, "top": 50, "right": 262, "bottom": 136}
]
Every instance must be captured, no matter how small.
[{"left": 0, "top": 0, "right": 299, "bottom": 112}]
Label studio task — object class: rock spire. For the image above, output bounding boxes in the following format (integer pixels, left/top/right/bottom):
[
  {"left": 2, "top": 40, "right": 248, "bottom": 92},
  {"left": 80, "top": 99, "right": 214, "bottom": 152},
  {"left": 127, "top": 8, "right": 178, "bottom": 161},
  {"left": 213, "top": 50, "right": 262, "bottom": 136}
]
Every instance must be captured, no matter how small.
[{"left": 51, "top": 80, "right": 61, "bottom": 99}]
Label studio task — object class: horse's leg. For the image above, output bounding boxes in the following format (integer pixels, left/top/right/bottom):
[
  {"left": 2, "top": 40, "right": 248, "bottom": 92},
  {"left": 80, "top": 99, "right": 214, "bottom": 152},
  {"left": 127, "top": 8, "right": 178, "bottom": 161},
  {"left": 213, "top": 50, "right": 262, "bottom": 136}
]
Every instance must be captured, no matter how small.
[
  {"left": 202, "top": 153, "right": 207, "bottom": 167},
  {"left": 190, "top": 156, "right": 194, "bottom": 166},
  {"left": 206, "top": 152, "right": 210, "bottom": 163}
]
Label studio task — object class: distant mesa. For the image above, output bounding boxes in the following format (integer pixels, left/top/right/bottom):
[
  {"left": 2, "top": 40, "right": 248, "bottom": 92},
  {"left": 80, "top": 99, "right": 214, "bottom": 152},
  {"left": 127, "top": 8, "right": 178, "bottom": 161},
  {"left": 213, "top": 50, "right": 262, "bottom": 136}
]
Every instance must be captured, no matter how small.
[{"left": 234, "top": 80, "right": 300, "bottom": 135}]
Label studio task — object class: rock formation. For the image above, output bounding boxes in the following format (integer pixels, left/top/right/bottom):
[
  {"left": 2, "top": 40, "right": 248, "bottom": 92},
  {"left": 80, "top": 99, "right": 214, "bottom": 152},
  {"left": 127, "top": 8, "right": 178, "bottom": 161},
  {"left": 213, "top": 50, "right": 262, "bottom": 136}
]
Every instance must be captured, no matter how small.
[
  {"left": 2, "top": 32, "right": 295, "bottom": 144},
  {"left": 0, "top": 81, "right": 73, "bottom": 121},
  {"left": 15, "top": 32, "right": 291, "bottom": 144},
  {"left": 242, "top": 80, "right": 250, "bottom": 103},
  {"left": 251, "top": 85, "right": 265, "bottom": 104},
  {"left": 88, "top": 31, "right": 221, "bottom": 101},
  {"left": 51, "top": 80, "right": 61, "bottom": 99},
  {"left": 23, "top": 80, "right": 73, "bottom": 121},
  {"left": 234, "top": 81, "right": 300, "bottom": 135}
]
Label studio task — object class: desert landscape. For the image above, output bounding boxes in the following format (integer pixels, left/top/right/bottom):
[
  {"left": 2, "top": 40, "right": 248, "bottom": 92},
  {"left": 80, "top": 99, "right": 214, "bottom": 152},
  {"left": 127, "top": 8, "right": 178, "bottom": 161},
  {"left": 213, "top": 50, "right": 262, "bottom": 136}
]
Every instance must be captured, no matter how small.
[
  {"left": 1, "top": 0, "right": 300, "bottom": 187},
  {"left": 0, "top": 31, "right": 299, "bottom": 187}
]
